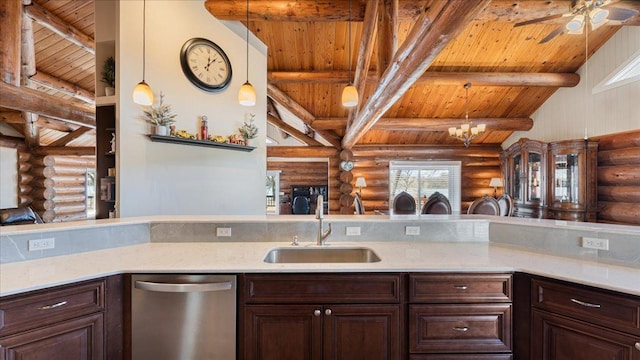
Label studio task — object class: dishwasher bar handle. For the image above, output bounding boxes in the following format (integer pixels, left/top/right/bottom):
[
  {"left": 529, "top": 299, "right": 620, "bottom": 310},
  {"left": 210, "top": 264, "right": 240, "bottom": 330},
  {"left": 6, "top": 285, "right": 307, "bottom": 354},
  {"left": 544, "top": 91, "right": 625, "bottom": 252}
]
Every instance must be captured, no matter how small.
[{"left": 135, "top": 280, "right": 233, "bottom": 293}]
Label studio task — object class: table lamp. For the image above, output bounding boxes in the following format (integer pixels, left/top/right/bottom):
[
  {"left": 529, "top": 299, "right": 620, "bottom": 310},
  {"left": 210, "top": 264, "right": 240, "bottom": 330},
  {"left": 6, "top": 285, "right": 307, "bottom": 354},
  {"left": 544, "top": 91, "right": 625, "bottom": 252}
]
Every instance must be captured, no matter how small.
[
  {"left": 355, "top": 177, "right": 367, "bottom": 197},
  {"left": 489, "top": 177, "right": 503, "bottom": 198}
]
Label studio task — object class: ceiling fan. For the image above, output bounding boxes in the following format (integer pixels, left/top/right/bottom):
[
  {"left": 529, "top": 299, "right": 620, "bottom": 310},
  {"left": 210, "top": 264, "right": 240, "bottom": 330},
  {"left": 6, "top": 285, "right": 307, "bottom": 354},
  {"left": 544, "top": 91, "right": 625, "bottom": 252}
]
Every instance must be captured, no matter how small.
[{"left": 514, "top": 0, "right": 639, "bottom": 43}]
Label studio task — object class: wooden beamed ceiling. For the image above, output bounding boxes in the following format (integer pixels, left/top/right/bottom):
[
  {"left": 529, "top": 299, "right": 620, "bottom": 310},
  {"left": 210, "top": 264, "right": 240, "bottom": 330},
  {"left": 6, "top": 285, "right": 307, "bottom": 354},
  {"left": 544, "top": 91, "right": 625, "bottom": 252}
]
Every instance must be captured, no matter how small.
[{"left": 206, "top": 0, "right": 639, "bottom": 149}]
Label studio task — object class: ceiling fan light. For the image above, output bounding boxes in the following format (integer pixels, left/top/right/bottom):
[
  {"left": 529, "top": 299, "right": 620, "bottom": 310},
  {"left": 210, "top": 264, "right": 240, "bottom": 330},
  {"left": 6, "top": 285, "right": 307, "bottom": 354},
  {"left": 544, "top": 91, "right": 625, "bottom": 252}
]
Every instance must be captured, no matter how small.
[
  {"left": 590, "top": 8, "right": 609, "bottom": 25},
  {"left": 341, "top": 85, "right": 359, "bottom": 108},
  {"left": 133, "top": 80, "right": 154, "bottom": 106},
  {"left": 238, "top": 81, "right": 257, "bottom": 106},
  {"left": 566, "top": 14, "right": 585, "bottom": 32}
]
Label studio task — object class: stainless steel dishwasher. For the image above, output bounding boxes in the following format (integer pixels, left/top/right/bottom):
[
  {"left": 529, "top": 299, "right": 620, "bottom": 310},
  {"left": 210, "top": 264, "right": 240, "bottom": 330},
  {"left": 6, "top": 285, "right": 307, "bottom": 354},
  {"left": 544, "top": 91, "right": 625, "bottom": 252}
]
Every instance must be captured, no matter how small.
[{"left": 131, "top": 274, "right": 236, "bottom": 360}]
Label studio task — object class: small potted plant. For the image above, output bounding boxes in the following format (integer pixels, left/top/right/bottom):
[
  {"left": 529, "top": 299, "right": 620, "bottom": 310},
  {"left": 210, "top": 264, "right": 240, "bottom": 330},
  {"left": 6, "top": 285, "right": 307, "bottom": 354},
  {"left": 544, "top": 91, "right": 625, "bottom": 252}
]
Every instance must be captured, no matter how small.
[
  {"left": 101, "top": 56, "right": 116, "bottom": 96},
  {"left": 141, "top": 92, "right": 177, "bottom": 136},
  {"left": 239, "top": 113, "right": 258, "bottom": 146}
]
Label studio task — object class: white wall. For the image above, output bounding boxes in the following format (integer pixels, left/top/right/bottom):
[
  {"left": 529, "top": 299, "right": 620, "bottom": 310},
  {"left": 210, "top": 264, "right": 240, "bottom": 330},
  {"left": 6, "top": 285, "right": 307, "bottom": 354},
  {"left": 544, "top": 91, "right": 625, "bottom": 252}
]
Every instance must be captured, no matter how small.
[
  {"left": 0, "top": 147, "right": 18, "bottom": 209},
  {"left": 504, "top": 27, "right": 640, "bottom": 148},
  {"left": 117, "top": 0, "right": 267, "bottom": 216}
]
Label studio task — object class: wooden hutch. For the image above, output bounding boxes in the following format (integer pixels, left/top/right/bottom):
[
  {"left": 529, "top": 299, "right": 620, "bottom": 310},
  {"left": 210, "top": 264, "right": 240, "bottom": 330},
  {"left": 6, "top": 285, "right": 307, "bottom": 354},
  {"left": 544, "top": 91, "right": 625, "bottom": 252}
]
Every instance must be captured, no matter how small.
[{"left": 501, "top": 138, "right": 547, "bottom": 218}]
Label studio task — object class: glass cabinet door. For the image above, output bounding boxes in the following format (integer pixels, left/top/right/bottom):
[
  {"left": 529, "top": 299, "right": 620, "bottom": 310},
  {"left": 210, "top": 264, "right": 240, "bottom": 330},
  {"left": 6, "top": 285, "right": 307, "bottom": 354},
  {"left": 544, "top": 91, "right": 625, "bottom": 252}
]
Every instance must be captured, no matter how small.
[
  {"left": 528, "top": 152, "right": 542, "bottom": 202},
  {"left": 513, "top": 154, "right": 521, "bottom": 201},
  {"left": 554, "top": 153, "right": 580, "bottom": 203}
]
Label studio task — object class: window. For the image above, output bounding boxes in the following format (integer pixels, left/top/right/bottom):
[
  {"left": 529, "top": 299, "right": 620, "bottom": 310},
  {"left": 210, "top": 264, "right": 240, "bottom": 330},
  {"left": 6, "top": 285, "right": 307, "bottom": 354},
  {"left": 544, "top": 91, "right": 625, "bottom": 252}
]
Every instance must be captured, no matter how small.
[
  {"left": 389, "top": 161, "right": 461, "bottom": 215},
  {"left": 266, "top": 171, "right": 280, "bottom": 215}
]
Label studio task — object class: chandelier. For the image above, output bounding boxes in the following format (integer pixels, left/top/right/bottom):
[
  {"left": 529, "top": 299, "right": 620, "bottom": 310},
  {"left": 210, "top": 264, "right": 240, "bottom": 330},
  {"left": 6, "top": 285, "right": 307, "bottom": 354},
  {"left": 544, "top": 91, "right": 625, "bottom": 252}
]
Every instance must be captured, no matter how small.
[{"left": 448, "top": 82, "right": 485, "bottom": 147}]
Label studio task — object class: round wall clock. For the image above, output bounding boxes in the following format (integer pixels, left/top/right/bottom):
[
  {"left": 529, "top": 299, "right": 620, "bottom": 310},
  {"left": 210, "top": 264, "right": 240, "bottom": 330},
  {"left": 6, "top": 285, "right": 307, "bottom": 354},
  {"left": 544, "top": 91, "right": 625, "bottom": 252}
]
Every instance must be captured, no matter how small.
[{"left": 180, "top": 37, "right": 232, "bottom": 92}]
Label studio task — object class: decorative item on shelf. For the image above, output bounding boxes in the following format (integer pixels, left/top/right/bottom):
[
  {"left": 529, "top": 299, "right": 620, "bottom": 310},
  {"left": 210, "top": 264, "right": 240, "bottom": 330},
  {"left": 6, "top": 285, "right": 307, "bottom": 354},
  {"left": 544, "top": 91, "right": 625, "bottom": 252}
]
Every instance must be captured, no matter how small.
[
  {"left": 239, "top": 113, "right": 258, "bottom": 146},
  {"left": 101, "top": 56, "right": 115, "bottom": 96},
  {"left": 110, "top": 133, "right": 116, "bottom": 154},
  {"left": 355, "top": 176, "right": 367, "bottom": 197},
  {"left": 489, "top": 177, "right": 503, "bottom": 198},
  {"left": 200, "top": 115, "right": 208, "bottom": 140},
  {"left": 238, "top": 0, "right": 256, "bottom": 106},
  {"left": 132, "top": 0, "right": 153, "bottom": 105},
  {"left": 448, "top": 82, "right": 486, "bottom": 147},
  {"left": 141, "top": 92, "right": 177, "bottom": 136},
  {"left": 341, "top": 0, "right": 358, "bottom": 108}
]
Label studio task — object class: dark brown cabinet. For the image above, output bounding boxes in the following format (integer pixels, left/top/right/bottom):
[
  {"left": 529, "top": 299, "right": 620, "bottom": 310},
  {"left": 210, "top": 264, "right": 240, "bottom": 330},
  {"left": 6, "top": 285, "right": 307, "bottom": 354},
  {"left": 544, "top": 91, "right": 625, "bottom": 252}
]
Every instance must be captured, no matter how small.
[
  {"left": 530, "top": 277, "right": 640, "bottom": 360},
  {"left": 409, "top": 273, "right": 513, "bottom": 359},
  {"left": 501, "top": 138, "right": 547, "bottom": 218},
  {"left": 96, "top": 105, "right": 116, "bottom": 219},
  {"left": 0, "top": 276, "right": 123, "bottom": 360},
  {"left": 240, "top": 273, "right": 403, "bottom": 360}
]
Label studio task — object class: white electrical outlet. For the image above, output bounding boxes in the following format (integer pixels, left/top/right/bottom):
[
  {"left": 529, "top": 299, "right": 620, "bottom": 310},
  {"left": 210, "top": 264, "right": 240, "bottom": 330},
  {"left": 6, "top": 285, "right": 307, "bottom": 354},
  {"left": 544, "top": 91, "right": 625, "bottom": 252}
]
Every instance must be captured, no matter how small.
[
  {"left": 346, "top": 226, "right": 361, "bottom": 236},
  {"left": 582, "top": 237, "right": 609, "bottom": 250},
  {"left": 216, "top": 227, "right": 232, "bottom": 237},
  {"left": 405, "top": 226, "right": 420, "bottom": 236},
  {"left": 28, "top": 238, "right": 55, "bottom": 251}
]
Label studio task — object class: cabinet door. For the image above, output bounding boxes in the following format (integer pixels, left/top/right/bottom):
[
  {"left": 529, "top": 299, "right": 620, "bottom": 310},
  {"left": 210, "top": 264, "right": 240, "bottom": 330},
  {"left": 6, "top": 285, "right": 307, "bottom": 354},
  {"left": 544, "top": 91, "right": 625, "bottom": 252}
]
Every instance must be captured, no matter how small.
[
  {"left": 532, "top": 309, "right": 640, "bottom": 360},
  {"left": 324, "top": 305, "right": 401, "bottom": 360},
  {"left": 244, "top": 305, "right": 323, "bottom": 360},
  {"left": 0, "top": 313, "right": 104, "bottom": 360}
]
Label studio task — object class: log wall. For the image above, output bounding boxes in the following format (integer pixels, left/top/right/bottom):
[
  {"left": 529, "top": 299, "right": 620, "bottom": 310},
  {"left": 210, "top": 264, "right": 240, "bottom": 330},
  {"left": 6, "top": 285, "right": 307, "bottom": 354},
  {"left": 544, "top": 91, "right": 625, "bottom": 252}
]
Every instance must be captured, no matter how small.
[
  {"left": 29, "top": 155, "right": 95, "bottom": 223},
  {"left": 591, "top": 129, "right": 640, "bottom": 226}
]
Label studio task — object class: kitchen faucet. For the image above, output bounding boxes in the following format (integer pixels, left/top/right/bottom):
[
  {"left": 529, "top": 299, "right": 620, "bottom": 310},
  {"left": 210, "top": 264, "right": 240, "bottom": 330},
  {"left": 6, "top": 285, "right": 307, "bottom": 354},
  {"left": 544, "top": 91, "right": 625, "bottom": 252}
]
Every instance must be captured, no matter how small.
[{"left": 316, "top": 194, "right": 331, "bottom": 245}]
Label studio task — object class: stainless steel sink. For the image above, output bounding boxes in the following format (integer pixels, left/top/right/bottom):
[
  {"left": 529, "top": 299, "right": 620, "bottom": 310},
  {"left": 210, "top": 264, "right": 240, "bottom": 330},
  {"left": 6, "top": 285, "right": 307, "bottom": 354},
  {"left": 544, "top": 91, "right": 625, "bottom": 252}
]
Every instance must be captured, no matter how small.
[{"left": 263, "top": 247, "right": 381, "bottom": 263}]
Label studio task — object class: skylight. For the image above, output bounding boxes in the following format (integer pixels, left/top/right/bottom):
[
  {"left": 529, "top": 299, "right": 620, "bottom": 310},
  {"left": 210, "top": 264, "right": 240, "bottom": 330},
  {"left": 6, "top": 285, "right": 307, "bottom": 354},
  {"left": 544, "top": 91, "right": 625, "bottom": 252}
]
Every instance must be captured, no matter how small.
[{"left": 593, "top": 47, "right": 640, "bottom": 94}]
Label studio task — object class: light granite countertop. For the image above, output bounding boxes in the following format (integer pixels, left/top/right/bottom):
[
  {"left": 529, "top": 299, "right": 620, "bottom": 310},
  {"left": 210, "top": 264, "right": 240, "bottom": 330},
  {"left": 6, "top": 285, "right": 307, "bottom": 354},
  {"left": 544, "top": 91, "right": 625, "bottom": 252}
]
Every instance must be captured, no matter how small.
[{"left": 1, "top": 241, "right": 639, "bottom": 297}]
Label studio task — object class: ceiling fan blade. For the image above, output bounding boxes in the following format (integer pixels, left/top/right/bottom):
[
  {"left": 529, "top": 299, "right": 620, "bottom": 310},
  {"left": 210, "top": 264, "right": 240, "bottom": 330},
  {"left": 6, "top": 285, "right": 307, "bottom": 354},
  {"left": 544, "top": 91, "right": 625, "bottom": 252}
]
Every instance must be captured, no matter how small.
[
  {"left": 514, "top": 13, "right": 565, "bottom": 27},
  {"left": 606, "top": 6, "right": 639, "bottom": 21},
  {"left": 539, "top": 26, "right": 565, "bottom": 44}
]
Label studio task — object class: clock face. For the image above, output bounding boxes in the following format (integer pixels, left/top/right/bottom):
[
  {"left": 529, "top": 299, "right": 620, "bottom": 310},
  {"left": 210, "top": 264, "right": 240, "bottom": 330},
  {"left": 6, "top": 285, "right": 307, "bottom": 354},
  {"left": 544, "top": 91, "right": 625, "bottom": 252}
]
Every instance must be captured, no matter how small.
[{"left": 180, "top": 38, "right": 232, "bottom": 92}]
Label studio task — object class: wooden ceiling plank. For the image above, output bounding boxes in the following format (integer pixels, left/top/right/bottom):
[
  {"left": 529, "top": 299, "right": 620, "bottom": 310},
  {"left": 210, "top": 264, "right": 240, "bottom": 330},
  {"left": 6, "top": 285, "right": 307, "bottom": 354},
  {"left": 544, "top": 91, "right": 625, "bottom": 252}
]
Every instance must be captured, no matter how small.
[
  {"left": 342, "top": 0, "right": 491, "bottom": 149},
  {"left": 24, "top": 2, "right": 95, "bottom": 55},
  {"left": 352, "top": 144, "right": 503, "bottom": 158},
  {"left": 267, "top": 83, "right": 342, "bottom": 148},
  {"left": 0, "top": 81, "right": 95, "bottom": 128},
  {"left": 30, "top": 70, "right": 95, "bottom": 103},
  {"left": 314, "top": 117, "right": 533, "bottom": 131},
  {"left": 47, "top": 126, "right": 91, "bottom": 147},
  {"left": 376, "top": 0, "right": 398, "bottom": 78}
]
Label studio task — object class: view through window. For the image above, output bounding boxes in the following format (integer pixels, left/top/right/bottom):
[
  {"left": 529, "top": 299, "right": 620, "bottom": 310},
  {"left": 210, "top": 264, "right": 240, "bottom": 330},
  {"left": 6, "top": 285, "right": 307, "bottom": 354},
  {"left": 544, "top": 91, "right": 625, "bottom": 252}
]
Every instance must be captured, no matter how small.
[{"left": 389, "top": 161, "right": 461, "bottom": 215}]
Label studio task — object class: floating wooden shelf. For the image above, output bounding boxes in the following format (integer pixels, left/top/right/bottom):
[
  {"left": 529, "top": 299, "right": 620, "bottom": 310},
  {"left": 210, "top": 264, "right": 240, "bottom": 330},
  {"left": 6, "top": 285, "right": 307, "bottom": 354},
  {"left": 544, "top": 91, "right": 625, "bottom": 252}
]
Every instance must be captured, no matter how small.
[{"left": 147, "top": 134, "right": 255, "bottom": 152}]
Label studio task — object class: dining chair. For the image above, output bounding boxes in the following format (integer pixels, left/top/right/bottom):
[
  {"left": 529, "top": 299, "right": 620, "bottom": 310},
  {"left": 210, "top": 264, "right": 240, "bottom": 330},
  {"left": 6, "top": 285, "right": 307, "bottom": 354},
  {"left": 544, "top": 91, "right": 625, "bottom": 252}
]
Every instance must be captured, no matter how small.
[
  {"left": 421, "top": 192, "right": 452, "bottom": 214},
  {"left": 393, "top": 191, "right": 416, "bottom": 214},
  {"left": 467, "top": 195, "right": 500, "bottom": 215}
]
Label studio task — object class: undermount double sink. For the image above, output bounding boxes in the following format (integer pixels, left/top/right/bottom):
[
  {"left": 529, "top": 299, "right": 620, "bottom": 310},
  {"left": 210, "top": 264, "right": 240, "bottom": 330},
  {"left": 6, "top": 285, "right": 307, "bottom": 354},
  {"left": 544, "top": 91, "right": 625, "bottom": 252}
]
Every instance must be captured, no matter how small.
[{"left": 263, "top": 246, "right": 381, "bottom": 263}]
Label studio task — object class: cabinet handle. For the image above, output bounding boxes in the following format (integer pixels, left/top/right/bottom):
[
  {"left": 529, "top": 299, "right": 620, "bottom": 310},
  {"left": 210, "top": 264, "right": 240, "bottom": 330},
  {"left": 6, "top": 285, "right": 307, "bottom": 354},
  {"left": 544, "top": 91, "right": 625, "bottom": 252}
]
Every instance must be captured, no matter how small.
[
  {"left": 453, "top": 285, "right": 468, "bottom": 290},
  {"left": 314, "top": 310, "right": 321, "bottom": 317},
  {"left": 570, "top": 298, "right": 601, "bottom": 308},
  {"left": 634, "top": 342, "right": 640, "bottom": 351},
  {"left": 453, "top": 326, "right": 469, "bottom": 332},
  {"left": 38, "top": 301, "right": 67, "bottom": 310},
  {"left": 325, "top": 309, "right": 332, "bottom": 316}
]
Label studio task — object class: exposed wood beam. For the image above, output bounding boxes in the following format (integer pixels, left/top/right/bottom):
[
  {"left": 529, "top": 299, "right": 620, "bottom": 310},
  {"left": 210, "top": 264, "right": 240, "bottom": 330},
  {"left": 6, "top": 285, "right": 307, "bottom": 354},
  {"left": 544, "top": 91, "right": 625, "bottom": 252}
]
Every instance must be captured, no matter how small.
[
  {"left": 268, "top": 71, "right": 580, "bottom": 87},
  {"left": 342, "top": 0, "right": 491, "bottom": 149},
  {"left": 314, "top": 117, "right": 534, "bottom": 131},
  {"left": 0, "top": 81, "right": 96, "bottom": 128},
  {"left": 47, "top": 127, "right": 92, "bottom": 147},
  {"left": 267, "top": 83, "right": 342, "bottom": 148},
  {"left": 352, "top": 144, "right": 503, "bottom": 158},
  {"left": 1, "top": 111, "right": 79, "bottom": 132},
  {"left": 205, "top": 0, "right": 600, "bottom": 23},
  {"left": 351, "top": 0, "right": 378, "bottom": 127},
  {"left": 30, "top": 70, "right": 95, "bottom": 104},
  {"left": 22, "top": 111, "right": 39, "bottom": 148},
  {"left": 32, "top": 146, "right": 95, "bottom": 156},
  {"left": 24, "top": 2, "right": 95, "bottom": 54},
  {"left": 0, "top": 0, "right": 21, "bottom": 85},
  {"left": 0, "top": 134, "right": 27, "bottom": 149},
  {"left": 267, "top": 146, "right": 340, "bottom": 158},
  {"left": 377, "top": 0, "right": 398, "bottom": 78},
  {"left": 21, "top": 10, "right": 39, "bottom": 148},
  {"left": 0, "top": 111, "right": 23, "bottom": 123},
  {"left": 266, "top": 98, "right": 290, "bottom": 139},
  {"left": 267, "top": 114, "right": 324, "bottom": 146}
]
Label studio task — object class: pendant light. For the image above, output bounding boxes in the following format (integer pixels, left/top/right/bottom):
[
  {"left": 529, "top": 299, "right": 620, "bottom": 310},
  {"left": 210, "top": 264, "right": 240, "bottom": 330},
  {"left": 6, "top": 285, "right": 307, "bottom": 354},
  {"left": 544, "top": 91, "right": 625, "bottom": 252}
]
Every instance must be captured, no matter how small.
[
  {"left": 341, "top": 0, "right": 358, "bottom": 108},
  {"left": 132, "top": 0, "right": 154, "bottom": 106},
  {"left": 238, "top": 0, "right": 256, "bottom": 106},
  {"left": 448, "top": 83, "right": 486, "bottom": 147}
]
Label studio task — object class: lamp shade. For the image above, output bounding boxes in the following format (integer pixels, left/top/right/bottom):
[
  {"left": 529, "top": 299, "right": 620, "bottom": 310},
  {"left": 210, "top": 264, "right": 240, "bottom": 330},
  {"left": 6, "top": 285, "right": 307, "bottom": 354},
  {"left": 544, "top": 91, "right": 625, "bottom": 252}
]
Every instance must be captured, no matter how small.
[
  {"left": 132, "top": 80, "right": 154, "bottom": 106},
  {"left": 238, "top": 81, "right": 256, "bottom": 106},
  {"left": 566, "top": 14, "right": 585, "bottom": 32},
  {"left": 341, "top": 85, "right": 359, "bottom": 108},
  {"left": 489, "top": 177, "right": 503, "bottom": 188},
  {"left": 355, "top": 177, "right": 367, "bottom": 188}
]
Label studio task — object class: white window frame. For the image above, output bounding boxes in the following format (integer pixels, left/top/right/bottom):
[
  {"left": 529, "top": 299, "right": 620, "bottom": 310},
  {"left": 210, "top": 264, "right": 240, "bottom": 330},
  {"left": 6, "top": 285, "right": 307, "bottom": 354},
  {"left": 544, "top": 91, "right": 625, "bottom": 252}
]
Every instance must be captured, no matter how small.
[{"left": 389, "top": 160, "right": 462, "bottom": 215}]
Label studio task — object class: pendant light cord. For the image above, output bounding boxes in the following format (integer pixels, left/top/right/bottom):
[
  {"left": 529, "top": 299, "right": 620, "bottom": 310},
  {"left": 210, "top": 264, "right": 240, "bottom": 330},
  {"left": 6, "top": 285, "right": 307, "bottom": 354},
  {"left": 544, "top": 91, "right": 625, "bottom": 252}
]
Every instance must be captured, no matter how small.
[
  {"left": 246, "top": 0, "right": 249, "bottom": 83},
  {"left": 464, "top": 82, "right": 470, "bottom": 122},
  {"left": 348, "top": 0, "right": 352, "bottom": 85},
  {"left": 142, "top": 0, "right": 146, "bottom": 82}
]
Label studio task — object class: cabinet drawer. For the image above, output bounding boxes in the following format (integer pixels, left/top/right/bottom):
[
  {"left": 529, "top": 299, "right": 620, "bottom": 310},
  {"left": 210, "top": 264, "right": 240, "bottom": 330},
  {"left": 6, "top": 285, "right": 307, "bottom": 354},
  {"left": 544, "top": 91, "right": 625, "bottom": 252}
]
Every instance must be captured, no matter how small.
[
  {"left": 410, "top": 273, "right": 511, "bottom": 303},
  {"left": 532, "top": 278, "right": 640, "bottom": 335},
  {"left": 0, "top": 279, "right": 105, "bottom": 336},
  {"left": 410, "top": 355, "right": 512, "bottom": 360},
  {"left": 409, "top": 304, "right": 512, "bottom": 353},
  {"left": 244, "top": 273, "right": 402, "bottom": 304}
]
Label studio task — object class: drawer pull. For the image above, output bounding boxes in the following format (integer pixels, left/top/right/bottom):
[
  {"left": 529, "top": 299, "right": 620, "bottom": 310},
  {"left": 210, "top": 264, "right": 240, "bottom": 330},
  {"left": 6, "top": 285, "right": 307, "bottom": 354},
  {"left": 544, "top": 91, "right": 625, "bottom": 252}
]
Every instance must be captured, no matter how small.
[
  {"left": 314, "top": 310, "right": 321, "bottom": 317},
  {"left": 570, "top": 298, "right": 601, "bottom": 308},
  {"left": 453, "top": 326, "right": 469, "bottom": 332},
  {"left": 38, "top": 301, "right": 68, "bottom": 310},
  {"left": 325, "top": 309, "right": 332, "bottom": 316},
  {"left": 634, "top": 342, "right": 639, "bottom": 351},
  {"left": 453, "top": 285, "right": 468, "bottom": 290}
]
